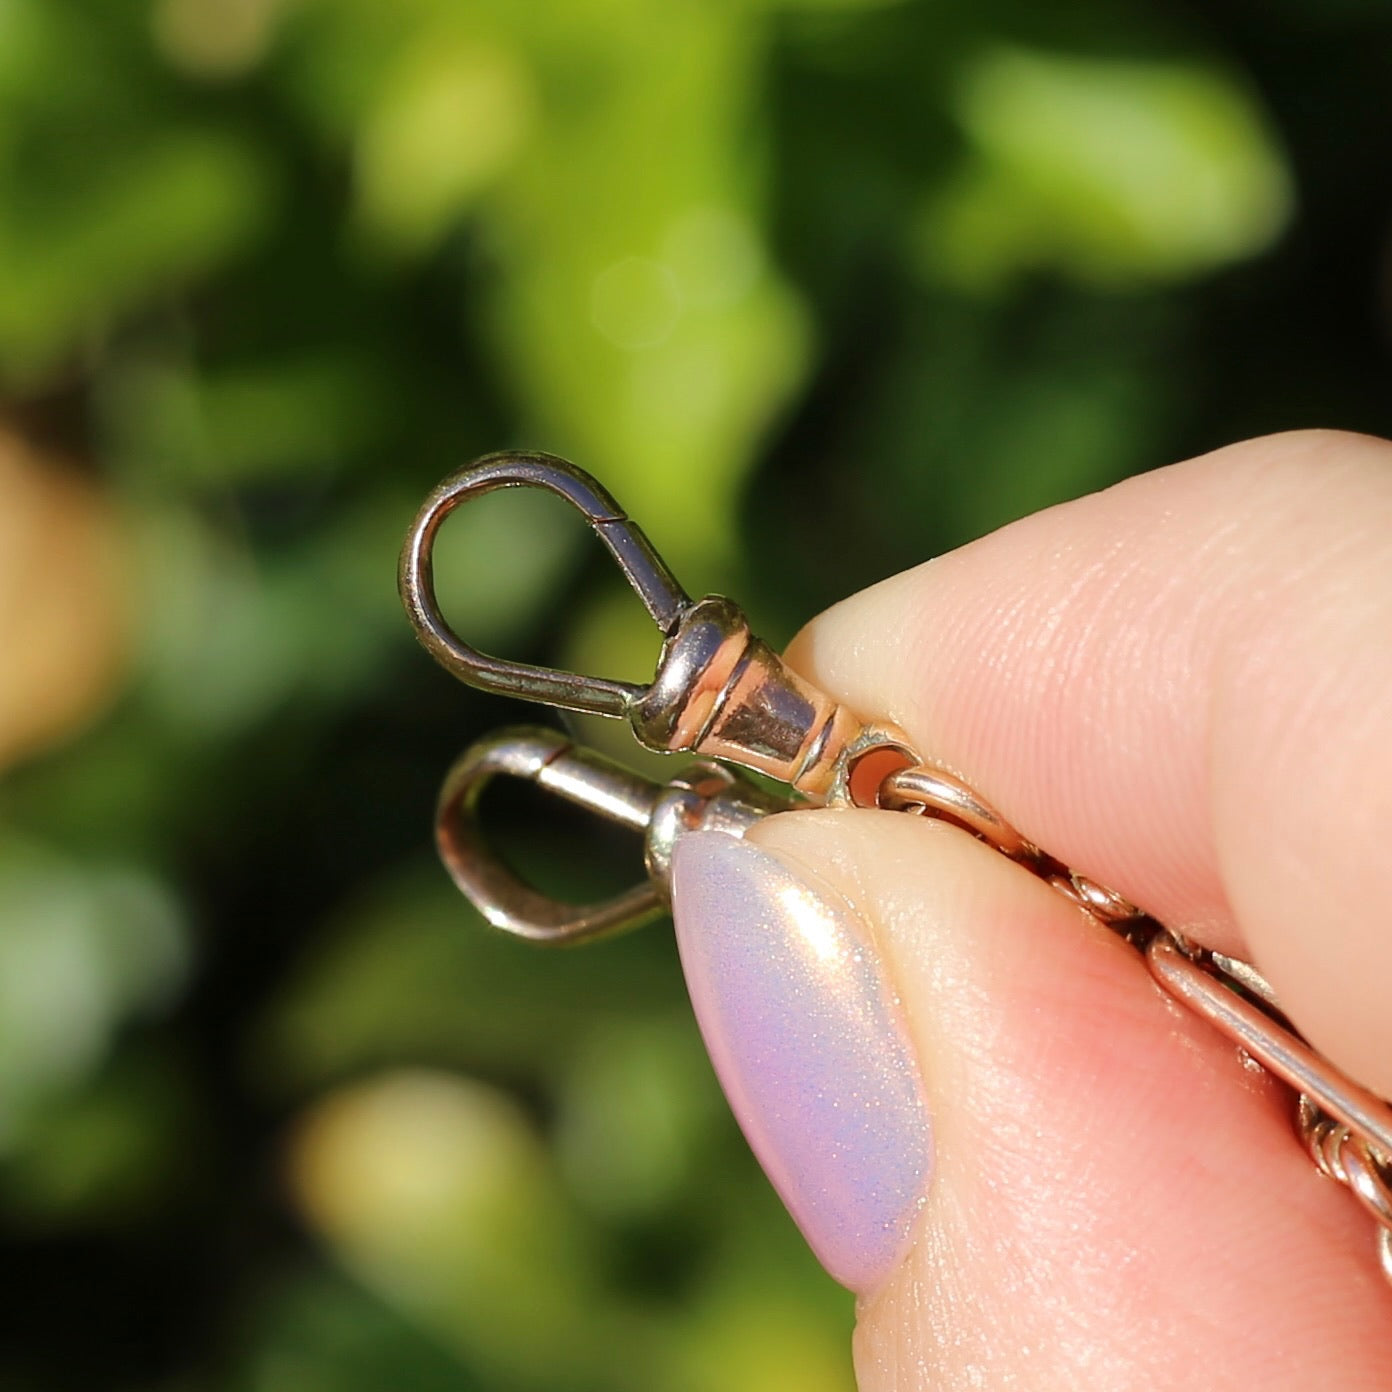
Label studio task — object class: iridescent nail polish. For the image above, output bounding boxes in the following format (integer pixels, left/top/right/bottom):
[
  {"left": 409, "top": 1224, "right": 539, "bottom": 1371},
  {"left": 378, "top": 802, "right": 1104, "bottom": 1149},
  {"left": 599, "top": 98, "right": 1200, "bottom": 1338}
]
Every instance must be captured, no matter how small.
[{"left": 671, "top": 831, "right": 932, "bottom": 1294}]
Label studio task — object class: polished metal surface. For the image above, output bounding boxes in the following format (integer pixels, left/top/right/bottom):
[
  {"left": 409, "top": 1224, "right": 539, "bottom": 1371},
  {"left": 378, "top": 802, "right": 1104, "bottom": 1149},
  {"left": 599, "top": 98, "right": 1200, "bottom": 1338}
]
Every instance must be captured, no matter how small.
[
  {"left": 880, "top": 764, "right": 1040, "bottom": 863},
  {"left": 435, "top": 726, "right": 779, "bottom": 945},
  {"left": 1149, "top": 937, "right": 1392, "bottom": 1159},
  {"left": 633, "top": 594, "right": 867, "bottom": 798},
  {"left": 400, "top": 451, "right": 902, "bottom": 795},
  {"left": 400, "top": 451, "right": 689, "bottom": 719},
  {"left": 436, "top": 726, "right": 664, "bottom": 944}
]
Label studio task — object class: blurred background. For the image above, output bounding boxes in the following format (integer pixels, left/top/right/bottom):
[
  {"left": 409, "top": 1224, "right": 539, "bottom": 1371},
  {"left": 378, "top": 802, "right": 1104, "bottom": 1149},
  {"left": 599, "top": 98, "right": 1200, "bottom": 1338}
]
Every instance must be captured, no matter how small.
[{"left": 0, "top": 1, "right": 1389, "bottom": 1388}]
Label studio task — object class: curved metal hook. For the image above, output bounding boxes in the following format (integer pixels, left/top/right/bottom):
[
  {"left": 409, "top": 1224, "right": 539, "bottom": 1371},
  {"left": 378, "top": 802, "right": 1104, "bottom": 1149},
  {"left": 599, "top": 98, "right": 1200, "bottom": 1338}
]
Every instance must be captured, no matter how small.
[
  {"left": 401, "top": 451, "right": 891, "bottom": 798},
  {"left": 436, "top": 726, "right": 666, "bottom": 945},
  {"left": 399, "top": 451, "right": 691, "bottom": 719},
  {"left": 436, "top": 725, "right": 786, "bottom": 944}
]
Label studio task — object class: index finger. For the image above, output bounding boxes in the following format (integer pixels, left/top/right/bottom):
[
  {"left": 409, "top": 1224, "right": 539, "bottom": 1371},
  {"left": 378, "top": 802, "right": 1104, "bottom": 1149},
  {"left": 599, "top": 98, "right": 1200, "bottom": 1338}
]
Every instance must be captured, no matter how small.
[{"left": 785, "top": 429, "right": 1392, "bottom": 1096}]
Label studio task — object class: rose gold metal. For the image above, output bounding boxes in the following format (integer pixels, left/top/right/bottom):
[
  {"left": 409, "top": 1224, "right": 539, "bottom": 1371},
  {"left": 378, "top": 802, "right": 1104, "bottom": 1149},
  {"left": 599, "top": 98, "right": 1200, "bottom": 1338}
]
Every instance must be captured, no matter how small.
[
  {"left": 435, "top": 725, "right": 781, "bottom": 945},
  {"left": 879, "top": 764, "right": 1041, "bottom": 863},
  {"left": 435, "top": 726, "right": 664, "bottom": 944},
  {"left": 892, "top": 761, "right": 1392, "bottom": 1283},
  {"left": 1148, "top": 937, "right": 1392, "bottom": 1159},
  {"left": 628, "top": 595, "right": 867, "bottom": 798},
  {"left": 400, "top": 453, "right": 897, "bottom": 801}
]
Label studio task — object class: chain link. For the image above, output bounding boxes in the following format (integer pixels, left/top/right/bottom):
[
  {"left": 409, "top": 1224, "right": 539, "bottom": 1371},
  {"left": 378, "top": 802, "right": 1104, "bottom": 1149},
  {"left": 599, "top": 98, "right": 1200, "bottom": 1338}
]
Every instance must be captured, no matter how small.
[{"left": 880, "top": 760, "right": 1392, "bottom": 1286}]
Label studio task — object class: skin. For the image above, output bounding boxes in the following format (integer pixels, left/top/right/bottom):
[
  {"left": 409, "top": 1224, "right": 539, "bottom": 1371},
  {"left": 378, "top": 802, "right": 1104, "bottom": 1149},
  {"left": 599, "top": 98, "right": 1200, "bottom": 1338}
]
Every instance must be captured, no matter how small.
[{"left": 749, "top": 430, "right": 1392, "bottom": 1389}]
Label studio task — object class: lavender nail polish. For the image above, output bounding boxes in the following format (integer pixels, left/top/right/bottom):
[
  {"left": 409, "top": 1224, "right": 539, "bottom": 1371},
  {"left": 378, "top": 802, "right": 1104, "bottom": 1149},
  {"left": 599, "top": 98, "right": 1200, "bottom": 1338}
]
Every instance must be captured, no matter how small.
[{"left": 670, "top": 831, "right": 931, "bottom": 1294}]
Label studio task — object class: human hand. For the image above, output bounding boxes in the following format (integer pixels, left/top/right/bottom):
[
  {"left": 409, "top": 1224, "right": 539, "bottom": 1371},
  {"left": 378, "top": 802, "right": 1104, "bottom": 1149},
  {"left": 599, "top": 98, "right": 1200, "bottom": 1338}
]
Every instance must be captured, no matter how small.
[{"left": 670, "top": 429, "right": 1392, "bottom": 1390}]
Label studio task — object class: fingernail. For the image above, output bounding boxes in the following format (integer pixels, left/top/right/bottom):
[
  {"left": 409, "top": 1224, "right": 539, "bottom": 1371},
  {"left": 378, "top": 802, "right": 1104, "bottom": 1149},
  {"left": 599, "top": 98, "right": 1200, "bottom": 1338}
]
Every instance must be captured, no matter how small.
[{"left": 670, "top": 831, "right": 931, "bottom": 1294}]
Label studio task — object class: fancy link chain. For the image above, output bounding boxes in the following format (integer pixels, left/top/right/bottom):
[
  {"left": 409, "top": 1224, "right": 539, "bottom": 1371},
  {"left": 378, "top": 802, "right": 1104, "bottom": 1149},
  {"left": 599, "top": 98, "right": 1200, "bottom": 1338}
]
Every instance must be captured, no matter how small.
[{"left": 880, "top": 762, "right": 1392, "bottom": 1285}]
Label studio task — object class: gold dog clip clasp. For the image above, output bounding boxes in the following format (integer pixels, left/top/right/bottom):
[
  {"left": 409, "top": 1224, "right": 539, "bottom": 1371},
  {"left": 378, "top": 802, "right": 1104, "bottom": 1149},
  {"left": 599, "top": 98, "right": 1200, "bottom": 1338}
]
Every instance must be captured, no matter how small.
[
  {"left": 398, "top": 451, "right": 907, "bottom": 802},
  {"left": 435, "top": 725, "right": 783, "bottom": 944}
]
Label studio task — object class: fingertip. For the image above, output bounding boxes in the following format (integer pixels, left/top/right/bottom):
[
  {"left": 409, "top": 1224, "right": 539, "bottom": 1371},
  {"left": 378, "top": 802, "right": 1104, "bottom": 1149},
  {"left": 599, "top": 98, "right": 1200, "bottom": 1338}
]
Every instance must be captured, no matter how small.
[
  {"left": 746, "top": 809, "right": 1392, "bottom": 1390},
  {"left": 780, "top": 431, "right": 1392, "bottom": 1099}
]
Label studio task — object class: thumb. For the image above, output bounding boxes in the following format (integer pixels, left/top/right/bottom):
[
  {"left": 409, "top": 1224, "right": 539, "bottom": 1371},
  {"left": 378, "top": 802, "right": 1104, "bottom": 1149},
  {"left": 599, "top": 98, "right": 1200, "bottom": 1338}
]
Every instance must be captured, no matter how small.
[{"left": 670, "top": 810, "right": 1392, "bottom": 1391}]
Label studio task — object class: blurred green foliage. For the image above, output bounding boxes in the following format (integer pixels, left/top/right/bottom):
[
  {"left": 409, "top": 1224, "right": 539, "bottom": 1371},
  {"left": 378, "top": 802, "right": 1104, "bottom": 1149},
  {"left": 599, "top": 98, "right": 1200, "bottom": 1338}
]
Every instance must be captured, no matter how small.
[{"left": 0, "top": 1, "right": 1389, "bottom": 1389}]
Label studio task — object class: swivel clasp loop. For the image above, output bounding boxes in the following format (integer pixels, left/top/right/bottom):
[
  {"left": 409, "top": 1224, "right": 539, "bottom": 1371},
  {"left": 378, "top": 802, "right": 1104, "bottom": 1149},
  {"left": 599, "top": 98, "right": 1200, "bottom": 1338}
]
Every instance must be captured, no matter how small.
[{"left": 399, "top": 451, "right": 690, "bottom": 720}]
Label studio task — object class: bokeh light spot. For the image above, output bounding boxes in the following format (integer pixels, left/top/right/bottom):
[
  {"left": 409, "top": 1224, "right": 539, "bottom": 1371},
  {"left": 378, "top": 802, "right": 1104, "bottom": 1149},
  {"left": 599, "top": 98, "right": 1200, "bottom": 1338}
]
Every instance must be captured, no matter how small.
[
  {"left": 589, "top": 256, "right": 684, "bottom": 350},
  {"left": 664, "top": 206, "right": 764, "bottom": 309},
  {"left": 153, "top": 0, "right": 288, "bottom": 79},
  {"left": 354, "top": 37, "right": 534, "bottom": 254}
]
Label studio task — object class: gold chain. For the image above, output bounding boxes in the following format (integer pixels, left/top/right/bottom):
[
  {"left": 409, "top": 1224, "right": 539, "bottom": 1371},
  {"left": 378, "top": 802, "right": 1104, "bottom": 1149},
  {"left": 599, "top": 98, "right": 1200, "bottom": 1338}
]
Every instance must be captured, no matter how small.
[{"left": 881, "top": 759, "right": 1392, "bottom": 1286}]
